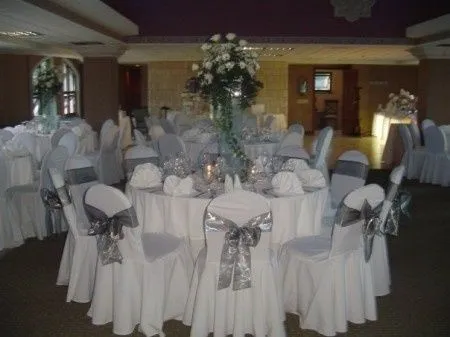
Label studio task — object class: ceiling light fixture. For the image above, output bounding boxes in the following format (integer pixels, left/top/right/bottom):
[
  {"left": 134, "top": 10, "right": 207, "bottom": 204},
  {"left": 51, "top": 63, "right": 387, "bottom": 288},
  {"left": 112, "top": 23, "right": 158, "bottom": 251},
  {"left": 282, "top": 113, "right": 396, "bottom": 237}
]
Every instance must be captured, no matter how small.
[{"left": 0, "top": 31, "right": 42, "bottom": 38}]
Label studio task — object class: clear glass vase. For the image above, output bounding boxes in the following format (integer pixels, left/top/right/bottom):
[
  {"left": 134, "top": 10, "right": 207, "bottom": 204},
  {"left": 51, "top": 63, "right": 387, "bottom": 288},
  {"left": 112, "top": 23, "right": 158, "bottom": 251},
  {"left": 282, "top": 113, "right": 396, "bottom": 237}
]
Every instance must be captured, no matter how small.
[
  {"left": 39, "top": 97, "right": 59, "bottom": 133},
  {"left": 213, "top": 98, "right": 248, "bottom": 180}
]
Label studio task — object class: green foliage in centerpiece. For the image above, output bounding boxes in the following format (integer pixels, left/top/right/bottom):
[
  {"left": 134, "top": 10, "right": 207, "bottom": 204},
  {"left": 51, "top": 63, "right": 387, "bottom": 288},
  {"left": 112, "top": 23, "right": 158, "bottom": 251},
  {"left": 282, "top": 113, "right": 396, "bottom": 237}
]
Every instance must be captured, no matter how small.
[
  {"left": 33, "top": 60, "right": 63, "bottom": 115},
  {"left": 191, "top": 33, "right": 263, "bottom": 163}
]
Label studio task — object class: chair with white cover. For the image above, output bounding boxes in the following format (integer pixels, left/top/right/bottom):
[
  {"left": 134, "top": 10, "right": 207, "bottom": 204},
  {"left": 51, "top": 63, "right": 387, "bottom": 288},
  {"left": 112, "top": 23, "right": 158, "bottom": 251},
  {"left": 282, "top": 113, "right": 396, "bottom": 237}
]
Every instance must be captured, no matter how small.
[
  {"left": 133, "top": 129, "right": 148, "bottom": 146},
  {"left": 99, "top": 119, "right": 115, "bottom": 140},
  {"left": 329, "top": 150, "right": 369, "bottom": 210},
  {"left": 398, "top": 124, "right": 426, "bottom": 180},
  {"left": 369, "top": 165, "right": 405, "bottom": 297},
  {"left": 420, "top": 124, "right": 449, "bottom": 185},
  {"left": 278, "top": 131, "right": 303, "bottom": 149},
  {"left": 0, "top": 151, "right": 24, "bottom": 250},
  {"left": 148, "top": 124, "right": 166, "bottom": 142},
  {"left": 10, "top": 132, "right": 40, "bottom": 173},
  {"left": 310, "top": 126, "right": 333, "bottom": 184},
  {"left": 124, "top": 145, "right": 159, "bottom": 178},
  {"left": 51, "top": 128, "right": 71, "bottom": 148},
  {"left": 58, "top": 131, "right": 79, "bottom": 156},
  {"left": 288, "top": 123, "right": 305, "bottom": 137},
  {"left": 50, "top": 166, "right": 98, "bottom": 303},
  {"left": 408, "top": 122, "right": 422, "bottom": 148},
  {"left": 183, "top": 190, "right": 286, "bottom": 337},
  {"left": 156, "top": 134, "right": 186, "bottom": 160},
  {"left": 160, "top": 119, "right": 177, "bottom": 134},
  {"left": 6, "top": 146, "right": 69, "bottom": 240},
  {"left": 0, "top": 129, "right": 14, "bottom": 143},
  {"left": 86, "top": 184, "right": 193, "bottom": 337},
  {"left": 88, "top": 125, "right": 122, "bottom": 185},
  {"left": 280, "top": 184, "right": 384, "bottom": 336},
  {"left": 276, "top": 145, "right": 310, "bottom": 161}
]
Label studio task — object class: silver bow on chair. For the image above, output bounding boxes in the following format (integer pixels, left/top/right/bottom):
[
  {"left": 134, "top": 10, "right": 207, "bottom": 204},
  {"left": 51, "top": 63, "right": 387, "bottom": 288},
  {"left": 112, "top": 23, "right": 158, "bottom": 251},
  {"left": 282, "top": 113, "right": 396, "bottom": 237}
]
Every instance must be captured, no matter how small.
[
  {"left": 383, "top": 188, "right": 411, "bottom": 236},
  {"left": 360, "top": 200, "right": 382, "bottom": 262},
  {"left": 40, "top": 187, "right": 71, "bottom": 235},
  {"left": 204, "top": 211, "right": 273, "bottom": 291},
  {"left": 84, "top": 203, "right": 138, "bottom": 265}
]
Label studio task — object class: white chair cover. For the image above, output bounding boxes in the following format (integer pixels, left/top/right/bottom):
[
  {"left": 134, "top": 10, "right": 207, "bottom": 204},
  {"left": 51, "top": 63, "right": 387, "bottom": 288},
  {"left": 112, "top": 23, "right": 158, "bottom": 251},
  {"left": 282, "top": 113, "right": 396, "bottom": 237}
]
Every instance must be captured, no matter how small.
[
  {"left": 310, "top": 126, "right": 333, "bottom": 184},
  {"left": 51, "top": 128, "right": 71, "bottom": 148},
  {"left": 88, "top": 126, "right": 122, "bottom": 185},
  {"left": 0, "top": 151, "right": 24, "bottom": 250},
  {"left": 276, "top": 145, "right": 310, "bottom": 161},
  {"left": 0, "top": 129, "right": 14, "bottom": 142},
  {"left": 50, "top": 166, "right": 98, "bottom": 303},
  {"left": 118, "top": 110, "right": 133, "bottom": 149},
  {"left": 99, "top": 119, "right": 115, "bottom": 141},
  {"left": 408, "top": 122, "right": 422, "bottom": 148},
  {"left": 278, "top": 131, "right": 303, "bottom": 148},
  {"left": 420, "top": 125, "right": 449, "bottom": 185},
  {"left": 124, "top": 145, "right": 159, "bottom": 177},
  {"left": 370, "top": 165, "right": 405, "bottom": 297},
  {"left": 156, "top": 134, "right": 186, "bottom": 159},
  {"left": 183, "top": 190, "right": 286, "bottom": 337},
  {"left": 149, "top": 124, "right": 166, "bottom": 141},
  {"left": 58, "top": 131, "right": 79, "bottom": 156},
  {"left": 280, "top": 184, "right": 384, "bottom": 336},
  {"left": 160, "top": 119, "right": 177, "bottom": 134},
  {"left": 398, "top": 124, "right": 426, "bottom": 179},
  {"left": 86, "top": 184, "right": 193, "bottom": 337},
  {"left": 330, "top": 150, "right": 369, "bottom": 209},
  {"left": 287, "top": 123, "right": 305, "bottom": 136},
  {"left": 133, "top": 129, "right": 147, "bottom": 146}
]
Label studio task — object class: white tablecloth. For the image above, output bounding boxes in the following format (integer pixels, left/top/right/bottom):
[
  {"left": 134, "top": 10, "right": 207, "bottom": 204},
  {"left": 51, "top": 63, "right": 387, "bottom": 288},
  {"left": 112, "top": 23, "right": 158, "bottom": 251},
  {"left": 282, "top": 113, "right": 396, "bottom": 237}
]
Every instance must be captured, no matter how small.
[
  {"left": 3, "top": 153, "right": 34, "bottom": 188},
  {"left": 184, "top": 141, "right": 279, "bottom": 163},
  {"left": 127, "top": 186, "right": 328, "bottom": 253}
]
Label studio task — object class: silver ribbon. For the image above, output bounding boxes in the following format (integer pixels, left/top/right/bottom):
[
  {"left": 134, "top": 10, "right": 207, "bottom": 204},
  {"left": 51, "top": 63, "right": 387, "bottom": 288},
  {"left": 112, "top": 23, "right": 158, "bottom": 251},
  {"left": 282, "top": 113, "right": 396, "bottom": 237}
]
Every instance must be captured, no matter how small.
[
  {"left": 333, "top": 159, "right": 369, "bottom": 179},
  {"left": 205, "top": 211, "right": 272, "bottom": 291},
  {"left": 360, "top": 200, "right": 382, "bottom": 262},
  {"left": 84, "top": 203, "right": 138, "bottom": 265},
  {"left": 383, "top": 188, "right": 411, "bottom": 236},
  {"left": 40, "top": 187, "right": 71, "bottom": 235},
  {"left": 65, "top": 167, "right": 98, "bottom": 185}
]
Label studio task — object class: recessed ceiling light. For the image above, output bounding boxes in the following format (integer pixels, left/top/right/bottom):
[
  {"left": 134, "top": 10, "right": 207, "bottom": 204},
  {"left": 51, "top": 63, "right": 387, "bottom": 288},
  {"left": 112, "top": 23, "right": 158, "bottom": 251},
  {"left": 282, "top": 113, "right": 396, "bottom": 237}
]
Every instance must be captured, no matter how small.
[{"left": 0, "top": 31, "right": 42, "bottom": 38}]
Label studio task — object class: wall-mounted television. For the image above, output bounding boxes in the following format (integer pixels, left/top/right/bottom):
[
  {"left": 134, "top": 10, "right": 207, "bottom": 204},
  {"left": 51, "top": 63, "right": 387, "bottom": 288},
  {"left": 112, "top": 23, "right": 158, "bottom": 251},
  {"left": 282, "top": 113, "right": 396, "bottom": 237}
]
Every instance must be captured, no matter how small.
[{"left": 314, "top": 72, "right": 332, "bottom": 93}]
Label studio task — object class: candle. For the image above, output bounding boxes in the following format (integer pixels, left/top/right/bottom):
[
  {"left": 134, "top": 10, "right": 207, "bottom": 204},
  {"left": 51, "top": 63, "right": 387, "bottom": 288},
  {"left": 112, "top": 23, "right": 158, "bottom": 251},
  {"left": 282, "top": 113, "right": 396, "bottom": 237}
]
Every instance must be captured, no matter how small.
[{"left": 204, "top": 164, "right": 214, "bottom": 182}]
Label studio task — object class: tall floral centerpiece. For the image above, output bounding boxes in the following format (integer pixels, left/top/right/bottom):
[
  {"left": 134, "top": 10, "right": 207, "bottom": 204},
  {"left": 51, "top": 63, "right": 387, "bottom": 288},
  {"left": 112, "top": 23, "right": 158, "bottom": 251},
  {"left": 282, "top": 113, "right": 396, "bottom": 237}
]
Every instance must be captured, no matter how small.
[
  {"left": 386, "top": 89, "right": 418, "bottom": 122},
  {"left": 33, "top": 62, "right": 62, "bottom": 132},
  {"left": 191, "top": 33, "right": 263, "bottom": 173}
]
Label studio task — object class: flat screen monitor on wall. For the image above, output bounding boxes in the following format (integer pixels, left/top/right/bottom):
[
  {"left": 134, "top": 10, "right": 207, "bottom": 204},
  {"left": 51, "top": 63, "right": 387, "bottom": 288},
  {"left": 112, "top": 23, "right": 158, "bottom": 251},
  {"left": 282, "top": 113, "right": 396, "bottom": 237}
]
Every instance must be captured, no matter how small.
[{"left": 314, "top": 72, "right": 332, "bottom": 93}]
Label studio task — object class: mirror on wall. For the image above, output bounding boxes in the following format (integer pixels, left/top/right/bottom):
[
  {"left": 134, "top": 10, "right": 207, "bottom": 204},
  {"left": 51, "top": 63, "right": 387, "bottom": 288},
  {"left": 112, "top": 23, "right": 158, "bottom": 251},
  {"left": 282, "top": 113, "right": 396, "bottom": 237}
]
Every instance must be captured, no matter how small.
[{"left": 314, "top": 72, "right": 332, "bottom": 93}]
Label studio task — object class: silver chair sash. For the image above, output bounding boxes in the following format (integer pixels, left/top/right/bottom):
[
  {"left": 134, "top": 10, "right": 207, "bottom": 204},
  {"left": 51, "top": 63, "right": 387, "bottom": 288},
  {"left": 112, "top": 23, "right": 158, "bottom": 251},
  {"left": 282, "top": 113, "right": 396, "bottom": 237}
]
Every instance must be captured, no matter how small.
[
  {"left": 65, "top": 167, "right": 98, "bottom": 185},
  {"left": 41, "top": 187, "right": 71, "bottom": 235},
  {"left": 334, "top": 159, "right": 369, "bottom": 179},
  {"left": 360, "top": 200, "right": 382, "bottom": 262},
  {"left": 84, "top": 203, "right": 138, "bottom": 265},
  {"left": 384, "top": 184, "right": 411, "bottom": 237},
  {"left": 204, "top": 211, "right": 272, "bottom": 291}
]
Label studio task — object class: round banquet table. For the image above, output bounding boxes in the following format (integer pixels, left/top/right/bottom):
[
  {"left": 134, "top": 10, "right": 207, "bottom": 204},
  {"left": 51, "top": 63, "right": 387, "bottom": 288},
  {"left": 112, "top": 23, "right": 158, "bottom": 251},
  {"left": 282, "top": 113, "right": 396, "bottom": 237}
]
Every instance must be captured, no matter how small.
[
  {"left": 184, "top": 140, "right": 279, "bottom": 163},
  {"left": 126, "top": 185, "right": 328, "bottom": 256}
]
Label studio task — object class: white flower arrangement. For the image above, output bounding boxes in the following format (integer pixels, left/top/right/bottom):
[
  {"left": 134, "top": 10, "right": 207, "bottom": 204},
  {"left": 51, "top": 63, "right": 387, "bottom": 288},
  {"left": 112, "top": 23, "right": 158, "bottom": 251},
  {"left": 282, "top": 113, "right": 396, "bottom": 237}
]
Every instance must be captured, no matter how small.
[
  {"left": 386, "top": 89, "right": 418, "bottom": 118},
  {"left": 33, "top": 63, "right": 62, "bottom": 112},
  {"left": 191, "top": 33, "right": 263, "bottom": 109}
]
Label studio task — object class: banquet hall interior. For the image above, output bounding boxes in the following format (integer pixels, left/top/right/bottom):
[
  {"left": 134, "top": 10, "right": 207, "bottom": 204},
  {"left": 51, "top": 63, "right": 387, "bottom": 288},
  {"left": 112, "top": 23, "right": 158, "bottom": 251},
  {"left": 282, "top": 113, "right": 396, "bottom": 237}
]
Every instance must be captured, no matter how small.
[{"left": 1, "top": 1, "right": 450, "bottom": 336}]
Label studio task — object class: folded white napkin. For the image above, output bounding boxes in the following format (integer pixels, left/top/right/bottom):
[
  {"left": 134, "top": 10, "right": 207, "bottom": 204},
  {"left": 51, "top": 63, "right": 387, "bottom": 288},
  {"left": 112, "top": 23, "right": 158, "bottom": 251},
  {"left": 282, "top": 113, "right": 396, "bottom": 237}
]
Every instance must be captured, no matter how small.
[
  {"left": 181, "top": 128, "right": 200, "bottom": 141},
  {"left": 224, "top": 174, "right": 234, "bottom": 193},
  {"left": 3, "top": 141, "right": 30, "bottom": 157},
  {"left": 282, "top": 158, "right": 310, "bottom": 173},
  {"left": 233, "top": 174, "right": 242, "bottom": 190},
  {"left": 163, "top": 175, "right": 196, "bottom": 196},
  {"left": 271, "top": 171, "right": 304, "bottom": 196},
  {"left": 71, "top": 125, "right": 83, "bottom": 137},
  {"left": 296, "top": 169, "right": 326, "bottom": 188},
  {"left": 129, "top": 163, "right": 162, "bottom": 188}
]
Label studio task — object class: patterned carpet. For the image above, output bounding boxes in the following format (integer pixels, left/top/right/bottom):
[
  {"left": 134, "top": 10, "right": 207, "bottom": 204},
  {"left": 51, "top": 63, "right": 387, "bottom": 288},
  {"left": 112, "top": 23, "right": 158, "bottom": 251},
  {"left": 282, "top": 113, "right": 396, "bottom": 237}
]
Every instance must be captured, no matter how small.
[{"left": 1, "top": 170, "right": 450, "bottom": 337}]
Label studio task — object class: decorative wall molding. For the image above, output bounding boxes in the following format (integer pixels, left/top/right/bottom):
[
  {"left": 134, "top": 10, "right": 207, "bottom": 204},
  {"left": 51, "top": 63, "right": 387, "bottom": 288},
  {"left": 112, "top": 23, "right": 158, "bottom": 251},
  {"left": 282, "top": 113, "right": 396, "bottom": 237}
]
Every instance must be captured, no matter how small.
[{"left": 330, "top": 0, "right": 377, "bottom": 22}]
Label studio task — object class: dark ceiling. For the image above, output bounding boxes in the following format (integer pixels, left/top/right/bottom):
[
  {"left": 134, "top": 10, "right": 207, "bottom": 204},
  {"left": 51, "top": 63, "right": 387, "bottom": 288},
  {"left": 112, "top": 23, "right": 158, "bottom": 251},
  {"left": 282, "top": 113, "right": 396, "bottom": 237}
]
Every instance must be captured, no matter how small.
[{"left": 102, "top": 0, "right": 450, "bottom": 39}]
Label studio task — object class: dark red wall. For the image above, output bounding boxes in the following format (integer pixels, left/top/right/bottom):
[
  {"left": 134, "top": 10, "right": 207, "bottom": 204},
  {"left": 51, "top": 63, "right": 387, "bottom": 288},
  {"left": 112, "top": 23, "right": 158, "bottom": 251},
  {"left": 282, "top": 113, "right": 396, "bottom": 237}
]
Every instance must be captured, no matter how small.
[{"left": 102, "top": 0, "right": 450, "bottom": 38}]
